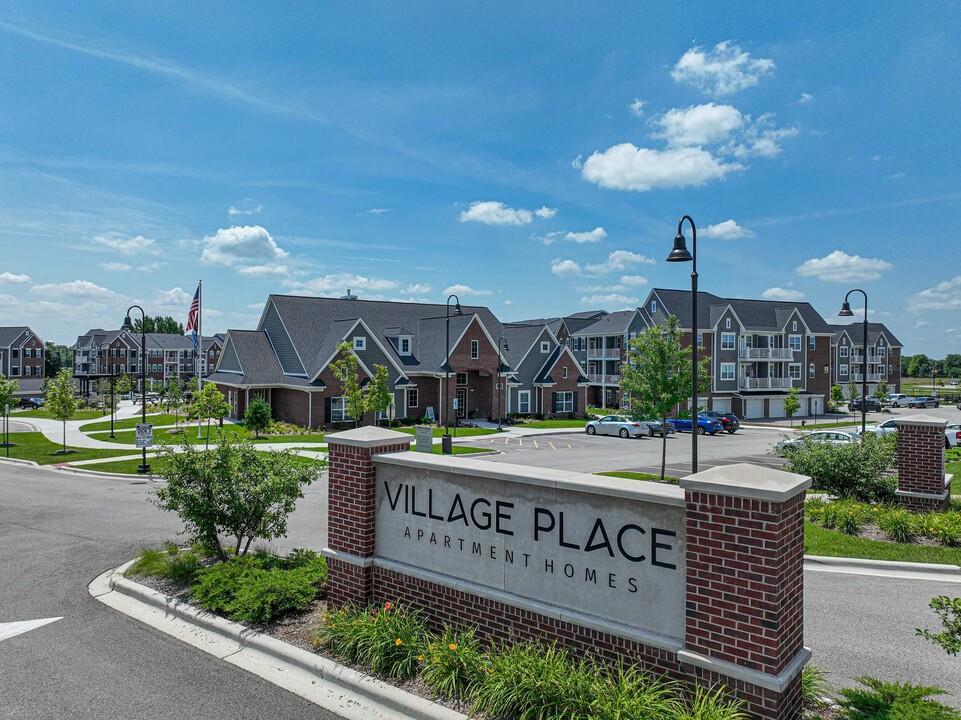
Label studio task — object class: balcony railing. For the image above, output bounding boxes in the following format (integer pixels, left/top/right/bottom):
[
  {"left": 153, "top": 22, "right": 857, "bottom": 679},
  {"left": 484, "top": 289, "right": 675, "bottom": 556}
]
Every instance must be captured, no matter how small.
[
  {"left": 586, "top": 348, "right": 622, "bottom": 359},
  {"left": 739, "top": 377, "right": 794, "bottom": 390},
  {"left": 851, "top": 373, "right": 884, "bottom": 382},
  {"left": 588, "top": 373, "right": 620, "bottom": 385},
  {"left": 738, "top": 347, "right": 794, "bottom": 360}
]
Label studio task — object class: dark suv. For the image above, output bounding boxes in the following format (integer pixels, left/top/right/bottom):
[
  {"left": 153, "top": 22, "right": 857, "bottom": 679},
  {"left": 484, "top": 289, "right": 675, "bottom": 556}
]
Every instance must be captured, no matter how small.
[
  {"left": 18, "top": 397, "right": 43, "bottom": 409},
  {"left": 848, "top": 397, "right": 881, "bottom": 412},
  {"left": 699, "top": 410, "right": 740, "bottom": 434}
]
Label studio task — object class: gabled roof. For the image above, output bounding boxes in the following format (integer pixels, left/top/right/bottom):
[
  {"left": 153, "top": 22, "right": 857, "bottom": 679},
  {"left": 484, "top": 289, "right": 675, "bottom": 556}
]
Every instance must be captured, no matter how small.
[
  {"left": 649, "top": 289, "right": 833, "bottom": 335},
  {"left": 502, "top": 323, "right": 549, "bottom": 369},
  {"left": 572, "top": 309, "right": 637, "bottom": 336},
  {"left": 207, "top": 330, "right": 320, "bottom": 388},
  {"left": 0, "top": 326, "right": 33, "bottom": 348},
  {"left": 828, "top": 323, "right": 902, "bottom": 348}
]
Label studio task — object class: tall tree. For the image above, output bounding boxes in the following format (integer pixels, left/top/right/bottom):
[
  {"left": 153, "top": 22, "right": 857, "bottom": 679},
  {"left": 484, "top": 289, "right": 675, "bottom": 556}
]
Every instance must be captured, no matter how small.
[
  {"left": 619, "top": 315, "right": 710, "bottom": 482},
  {"left": 44, "top": 342, "right": 70, "bottom": 377},
  {"left": 0, "top": 375, "right": 18, "bottom": 445},
  {"left": 45, "top": 369, "right": 79, "bottom": 453},
  {"left": 116, "top": 373, "right": 132, "bottom": 398},
  {"left": 366, "top": 364, "right": 393, "bottom": 426},
  {"left": 133, "top": 315, "right": 185, "bottom": 335},
  {"left": 906, "top": 354, "right": 932, "bottom": 378},
  {"left": 330, "top": 342, "right": 367, "bottom": 426}
]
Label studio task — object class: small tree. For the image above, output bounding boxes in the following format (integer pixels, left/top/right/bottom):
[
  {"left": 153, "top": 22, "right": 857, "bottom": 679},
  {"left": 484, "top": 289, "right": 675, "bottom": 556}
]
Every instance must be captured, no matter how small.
[
  {"left": 0, "top": 374, "right": 18, "bottom": 447},
  {"left": 45, "top": 369, "right": 79, "bottom": 454},
  {"left": 166, "top": 381, "right": 184, "bottom": 417},
  {"left": 189, "top": 383, "right": 231, "bottom": 448},
  {"left": 116, "top": 373, "right": 132, "bottom": 398},
  {"left": 846, "top": 382, "right": 859, "bottom": 402},
  {"left": 154, "top": 433, "right": 318, "bottom": 559},
  {"left": 873, "top": 379, "right": 889, "bottom": 401},
  {"left": 830, "top": 384, "right": 845, "bottom": 414},
  {"left": 619, "top": 315, "right": 710, "bottom": 481},
  {"left": 366, "top": 364, "right": 393, "bottom": 426},
  {"left": 330, "top": 342, "right": 367, "bottom": 426},
  {"left": 784, "top": 385, "right": 801, "bottom": 427},
  {"left": 917, "top": 596, "right": 961, "bottom": 656},
  {"left": 244, "top": 396, "right": 272, "bottom": 438}
]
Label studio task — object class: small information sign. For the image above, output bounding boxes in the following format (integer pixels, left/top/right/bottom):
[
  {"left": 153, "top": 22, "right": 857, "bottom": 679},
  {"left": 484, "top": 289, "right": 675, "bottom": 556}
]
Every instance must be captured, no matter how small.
[
  {"left": 425, "top": 406, "right": 435, "bottom": 422},
  {"left": 415, "top": 425, "right": 433, "bottom": 453},
  {"left": 452, "top": 399, "right": 459, "bottom": 410},
  {"left": 135, "top": 423, "right": 154, "bottom": 449}
]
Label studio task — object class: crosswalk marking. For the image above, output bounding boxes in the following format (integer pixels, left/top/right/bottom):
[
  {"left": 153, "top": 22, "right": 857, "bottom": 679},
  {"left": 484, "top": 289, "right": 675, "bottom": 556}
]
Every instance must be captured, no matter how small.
[{"left": 0, "top": 617, "right": 62, "bottom": 643}]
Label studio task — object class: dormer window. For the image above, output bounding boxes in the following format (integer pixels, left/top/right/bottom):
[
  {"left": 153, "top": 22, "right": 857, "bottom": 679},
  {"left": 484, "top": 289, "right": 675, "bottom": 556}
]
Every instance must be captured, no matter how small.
[
  {"left": 562, "top": 366, "right": 569, "bottom": 379},
  {"left": 792, "top": 321, "right": 798, "bottom": 332},
  {"left": 725, "top": 318, "right": 731, "bottom": 329},
  {"left": 399, "top": 337, "right": 411, "bottom": 355},
  {"left": 353, "top": 337, "right": 366, "bottom": 351},
  {"left": 650, "top": 300, "right": 657, "bottom": 313},
  {"left": 540, "top": 341, "right": 549, "bottom": 353}
]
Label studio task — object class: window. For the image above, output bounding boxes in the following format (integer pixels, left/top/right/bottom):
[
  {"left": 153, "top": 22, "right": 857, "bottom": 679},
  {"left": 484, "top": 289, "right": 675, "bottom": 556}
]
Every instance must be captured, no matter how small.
[
  {"left": 10, "top": 367, "right": 18, "bottom": 376},
  {"left": 789, "top": 364, "right": 802, "bottom": 380},
  {"left": 721, "top": 333, "right": 736, "bottom": 350},
  {"left": 554, "top": 391, "right": 574, "bottom": 413},
  {"left": 470, "top": 340, "right": 479, "bottom": 360},
  {"left": 840, "top": 346, "right": 849, "bottom": 358},
  {"left": 565, "top": 338, "right": 570, "bottom": 346},
  {"left": 809, "top": 363, "right": 816, "bottom": 378},
  {"left": 518, "top": 391, "right": 531, "bottom": 414},
  {"left": 119, "top": 348, "right": 127, "bottom": 357},
  {"left": 330, "top": 397, "right": 352, "bottom": 422},
  {"left": 407, "top": 388, "right": 419, "bottom": 408},
  {"left": 792, "top": 321, "right": 798, "bottom": 332},
  {"left": 840, "top": 364, "right": 848, "bottom": 377},
  {"left": 456, "top": 372, "right": 467, "bottom": 385},
  {"left": 399, "top": 337, "right": 411, "bottom": 355},
  {"left": 878, "top": 346, "right": 886, "bottom": 357},
  {"left": 353, "top": 337, "right": 366, "bottom": 351},
  {"left": 696, "top": 332, "right": 703, "bottom": 347},
  {"left": 720, "top": 363, "right": 736, "bottom": 381},
  {"left": 888, "top": 364, "right": 893, "bottom": 375},
  {"left": 650, "top": 300, "right": 657, "bottom": 313},
  {"left": 540, "top": 341, "right": 549, "bottom": 353},
  {"left": 809, "top": 336, "right": 816, "bottom": 351},
  {"left": 789, "top": 335, "right": 802, "bottom": 352},
  {"left": 562, "top": 366, "right": 568, "bottom": 379},
  {"left": 725, "top": 318, "right": 731, "bottom": 329}
]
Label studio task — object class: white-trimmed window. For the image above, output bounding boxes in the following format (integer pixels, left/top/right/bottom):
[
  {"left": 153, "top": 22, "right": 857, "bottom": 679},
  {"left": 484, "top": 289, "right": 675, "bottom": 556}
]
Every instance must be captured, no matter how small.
[
  {"left": 540, "top": 341, "right": 549, "bottom": 353},
  {"left": 407, "top": 388, "right": 419, "bottom": 408},
  {"left": 562, "top": 366, "right": 568, "bottom": 379},
  {"left": 470, "top": 340, "right": 479, "bottom": 360},
  {"left": 554, "top": 391, "right": 574, "bottom": 413},
  {"left": 809, "top": 363, "right": 816, "bottom": 378},
  {"left": 650, "top": 300, "right": 656, "bottom": 313},
  {"left": 696, "top": 332, "right": 703, "bottom": 347},
  {"left": 792, "top": 321, "right": 798, "bottom": 332},
  {"left": 840, "top": 346, "right": 849, "bottom": 358},
  {"left": 721, "top": 333, "right": 736, "bottom": 350},
  {"left": 353, "top": 337, "right": 366, "bottom": 351},
  {"left": 878, "top": 346, "right": 886, "bottom": 357},
  {"left": 330, "top": 397, "right": 352, "bottom": 422},
  {"left": 789, "top": 364, "right": 802, "bottom": 380},
  {"left": 789, "top": 335, "right": 802, "bottom": 352},
  {"left": 725, "top": 318, "right": 731, "bottom": 329},
  {"left": 840, "top": 364, "right": 848, "bottom": 377},
  {"left": 720, "top": 363, "right": 736, "bottom": 381},
  {"left": 399, "top": 337, "right": 411, "bottom": 355},
  {"left": 809, "top": 336, "right": 816, "bottom": 351},
  {"left": 518, "top": 390, "right": 531, "bottom": 414}
]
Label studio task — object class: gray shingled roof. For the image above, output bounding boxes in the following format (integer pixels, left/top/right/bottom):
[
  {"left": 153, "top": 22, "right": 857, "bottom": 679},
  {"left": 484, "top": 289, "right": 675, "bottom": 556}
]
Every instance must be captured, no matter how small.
[
  {"left": 651, "top": 289, "right": 833, "bottom": 335},
  {"left": 0, "top": 327, "right": 31, "bottom": 347},
  {"left": 828, "top": 323, "right": 903, "bottom": 348},
  {"left": 207, "top": 330, "right": 315, "bottom": 387},
  {"left": 572, "top": 310, "right": 636, "bottom": 336},
  {"left": 502, "top": 324, "right": 548, "bottom": 368}
]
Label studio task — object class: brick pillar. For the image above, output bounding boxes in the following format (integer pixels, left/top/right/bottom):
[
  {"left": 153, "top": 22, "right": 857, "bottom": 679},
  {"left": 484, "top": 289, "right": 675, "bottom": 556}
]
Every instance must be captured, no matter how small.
[
  {"left": 679, "top": 464, "right": 811, "bottom": 720},
  {"left": 895, "top": 414, "right": 951, "bottom": 511},
  {"left": 322, "top": 427, "right": 411, "bottom": 608}
]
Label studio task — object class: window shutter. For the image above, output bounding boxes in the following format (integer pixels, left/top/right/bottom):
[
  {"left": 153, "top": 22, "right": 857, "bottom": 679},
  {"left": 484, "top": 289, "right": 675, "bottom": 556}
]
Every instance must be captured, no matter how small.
[
  {"left": 324, "top": 397, "right": 332, "bottom": 423},
  {"left": 573, "top": 392, "right": 579, "bottom": 412},
  {"left": 552, "top": 392, "right": 558, "bottom": 412}
]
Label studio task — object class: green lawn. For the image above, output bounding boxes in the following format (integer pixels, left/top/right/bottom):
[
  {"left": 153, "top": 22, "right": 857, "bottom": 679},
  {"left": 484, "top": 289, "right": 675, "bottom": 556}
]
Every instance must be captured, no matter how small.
[
  {"left": 596, "top": 470, "right": 680, "bottom": 485},
  {"left": 394, "top": 426, "right": 497, "bottom": 438},
  {"left": 801, "top": 420, "right": 860, "bottom": 430},
  {"left": 80, "top": 413, "right": 186, "bottom": 432},
  {"left": 431, "top": 445, "right": 490, "bottom": 455},
  {"left": 516, "top": 419, "right": 585, "bottom": 429},
  {"left": 15, "top": 409, "right": 104, "bottom": 421},
  {"left": 0, "top": 432, "right": 148, "bottom": 465},
  {"left": 74, "top": 452, "right": 328, "bottom": 476},
  {"left": 804, "top": 521, "right": 961, "bottom": 566},
  {"left": 87, "top": 423, "right": 327, "bottom": 446}
]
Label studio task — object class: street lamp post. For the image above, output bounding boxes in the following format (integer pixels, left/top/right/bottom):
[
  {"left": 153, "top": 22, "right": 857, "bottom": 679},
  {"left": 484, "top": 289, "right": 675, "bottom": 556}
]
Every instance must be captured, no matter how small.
[
  {"left": 932, "top": 367, "right": 938, "bottom": 396},
  {"left": 121, "top": 305, "right": 150, "bottom": 474},
  {"left": 666, "top": 215, "right": 700, "bottom": 474},
  {"left": 838, "top": 289, "right": 868, "bottom": 437},
  {"left": 443, "top": 294, "right": 463, "bottom": 454},
  {"left": 109, "top": 373, "right": 116, "bottom": 438},
  {"left": 496, "top": 336, "right": 509, "bottom": 431}
]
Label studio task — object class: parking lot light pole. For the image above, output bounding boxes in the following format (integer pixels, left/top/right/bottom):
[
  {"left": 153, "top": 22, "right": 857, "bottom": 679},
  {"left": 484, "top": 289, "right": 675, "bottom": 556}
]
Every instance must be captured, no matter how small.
[
  {"left": 109, "top": 373, "right": 116, "bottom": 438},
  {"left": 666, "top": 214, "right": 699, "bottom": 473},
  {"left": 496, "top": 336, "right": 509, "bottom": 431},
  {"left": 838, "top": 289, "right": 868, "bottom": 437},
  {"left": 443, "top": 294, "right": 463, "bottom": 454},
  {"left": 122, "top": 306, "right": 150, "bottom": 473}
]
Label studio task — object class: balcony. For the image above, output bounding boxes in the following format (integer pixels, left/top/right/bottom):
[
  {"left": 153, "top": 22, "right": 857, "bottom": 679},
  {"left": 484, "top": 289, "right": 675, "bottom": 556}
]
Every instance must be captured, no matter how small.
[
  {"left": 587, "top": 348, "right": 622, "bottom": 359},
  {"left": 739, "top": 377, "right": 794, "bottom": 390},
  {"left": 588, "top": 373, "right": 620, "bottom": 385},
  {"left": 738, "top": 347, "right": 794, "bottom": 360},
  {"left": 851, "top": 373, "right": 884, "bottom": 383}
]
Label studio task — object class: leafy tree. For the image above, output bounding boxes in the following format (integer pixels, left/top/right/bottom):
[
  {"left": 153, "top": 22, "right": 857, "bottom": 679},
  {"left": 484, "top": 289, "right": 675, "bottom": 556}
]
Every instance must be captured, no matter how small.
[
  {"left": 830, "top": 384, "right": 845, "bottom": 411},
  {"left": 116, "top": 373, "right": 132, "bottom": 397},
  {"left": 944, "top": 354, "right": 961, "bottom": 379},
  {"left": 366, "top": 364, "right": 393, "bottom": 426},
  {"left": 846, "top": 382, "right": 859, "bottom": 401},
  {"left": 189, "top": 383, "right": 231, "bottom": 448},
  {"left": 873, "top": 379, "right": 889, "bottom": 401},
  {"left": 44, "top": 342, "right": 70, "bottom": 377},
  {"left": 133, "top": 315, "right": 185, "bottom": 335},
  {"left": 917, "top": 596, "right": 961, "bottom": 656},
  {"left": 166, "top": 381, "right": 184, "bottom": 420},
  {"left": 186, "top": 375, "right": 200, "bottom": 394},
  {"left": 45, "top": 369, "right": 79, "bottom": 453},
  {"left": 907, "top": 354, "right": 932, "bottom": 378},
  {"left": 0, "top": 374, "right": 18, "bottom": 446},
  {"left": 330, "top": 342, "right": 368, "bottom": 426},
  {"left": 780, "top": 432, "right": 897, "bottom": 502},
  {"left": 619, "top": 315, "right": 710, "bottom": 481},
  {"left": 784, "top": 386, "right": 800, "bottom": 427},
  {"left": 154, "top": 433, "right": 318, "bottom": 559},
  {"left": 244, "top": 396, "right": 273, "bottom": 438}
]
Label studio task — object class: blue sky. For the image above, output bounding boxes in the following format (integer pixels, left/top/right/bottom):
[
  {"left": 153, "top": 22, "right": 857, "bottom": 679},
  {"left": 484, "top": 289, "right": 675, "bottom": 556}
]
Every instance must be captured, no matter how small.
[{"left": 1, "top": 3, "right": 960, "bottom": 355}]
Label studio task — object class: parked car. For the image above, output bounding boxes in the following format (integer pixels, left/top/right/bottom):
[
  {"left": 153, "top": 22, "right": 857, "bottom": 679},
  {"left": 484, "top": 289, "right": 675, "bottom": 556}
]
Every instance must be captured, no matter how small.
[
  {"left": 776, "top": 430, "right": 861, "bottom": 453},
  {"left": 634, "top": 419, "right": 676, "bottom": 437},
  {"left": 864, "top": 418, "right": 899, "bottom": 437},
  {"left": 18, "top": 397, "right": 43, "bottom": 409},
  {"left": 585, "top": 415, "right": 648, "bottom": 438},
  {"left": 945, "top": 424, "right": 961, "bottom": 448},
  {"left": 699, "top": 410, "right": 740, "bottom": 434},
  {"left": 670, "top": 414, "right": 724, "bottom": 435},
  {"left": 848, "top": 397, "right": 881, "bottom": 412},
  {"left": 908, "top": 396, "right": 940, "bottom": 408},
  {"left": 885, "top": 393, "right": 911, "bottom": 408}
]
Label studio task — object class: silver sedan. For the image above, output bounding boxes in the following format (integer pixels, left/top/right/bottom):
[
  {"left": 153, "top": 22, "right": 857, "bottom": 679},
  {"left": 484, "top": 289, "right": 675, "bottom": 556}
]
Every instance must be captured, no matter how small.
[{"left": 585, "top": 415, "right": 649, "bottom": 438}]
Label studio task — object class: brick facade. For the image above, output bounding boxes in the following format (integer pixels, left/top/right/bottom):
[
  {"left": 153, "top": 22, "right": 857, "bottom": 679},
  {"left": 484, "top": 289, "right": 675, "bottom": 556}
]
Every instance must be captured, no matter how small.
[{"left": 895, "top": 415, "right": 951, "bottom": 511}]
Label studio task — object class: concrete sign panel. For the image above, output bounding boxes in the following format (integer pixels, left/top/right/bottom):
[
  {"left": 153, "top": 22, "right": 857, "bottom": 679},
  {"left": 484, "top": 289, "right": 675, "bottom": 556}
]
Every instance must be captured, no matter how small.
[
  {"left": 135, "top": 423, "right": 153, "bottom": 448},
  {"left": 375, "top": 462, "right": 686, "bottom": 640},
  {"left": 414, "top": 426, "right": 433, "bottom": 453}
]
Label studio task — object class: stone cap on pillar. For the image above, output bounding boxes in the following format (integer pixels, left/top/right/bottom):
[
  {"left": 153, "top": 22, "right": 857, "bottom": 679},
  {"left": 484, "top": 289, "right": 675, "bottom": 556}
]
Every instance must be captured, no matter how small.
[
  {"left": 325, "top": 426, "right": 412, "bottom": 449},
  {"left": 894, "top": 414, "right": 947, "bottom": 428},
  {"left": 680, "top": 463, "right": 811, "bottom": 502}
]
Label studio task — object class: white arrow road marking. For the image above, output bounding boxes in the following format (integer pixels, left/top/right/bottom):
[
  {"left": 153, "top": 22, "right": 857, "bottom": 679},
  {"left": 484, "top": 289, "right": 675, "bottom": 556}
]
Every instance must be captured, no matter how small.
[{"left": 0, "top": 617, "right": 63, "bottom": 643}]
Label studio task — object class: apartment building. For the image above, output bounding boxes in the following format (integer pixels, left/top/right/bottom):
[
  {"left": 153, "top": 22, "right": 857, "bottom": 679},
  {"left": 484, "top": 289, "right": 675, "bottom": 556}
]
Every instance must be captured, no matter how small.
[
  {"left": 0, "top": 326, "right": 46, "bottom": 399},
  {"left": 827, "top": 323, "right": 902, "bottom": 395}
]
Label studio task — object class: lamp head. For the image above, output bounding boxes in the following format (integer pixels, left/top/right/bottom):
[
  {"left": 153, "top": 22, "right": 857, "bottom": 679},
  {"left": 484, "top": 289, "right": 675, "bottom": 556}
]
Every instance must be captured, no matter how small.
[
  {"left": 665, "top": 232, "right": 693, "bottom": 263},
  {"left": 837, "top": 300, "right": 854, "bottom": 317},
  {"left": 454, "top": 301, "right": 463, "bottom": 316},
  {"left": 121, "top": 314, "right": 134, "bottom": 332},
  {"left": 503, "top": 339, "right": 510, "bottom": 352}
]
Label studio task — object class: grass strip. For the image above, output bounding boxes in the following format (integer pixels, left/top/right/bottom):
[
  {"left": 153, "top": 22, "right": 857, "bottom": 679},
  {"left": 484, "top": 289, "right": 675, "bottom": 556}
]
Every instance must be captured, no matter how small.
[
  {"left": 80, "top": 413, "right": 186, "bottom": 432},
  {"left": 86, "top": 423, "right": 327, "bottom": 446},
  {"left": 514, "top": 419, "right": 585, "bottom": 429},
  {"left": 804, "top": 521, "right": 961, "bottom": 566},
  {"left": 393, "top": 427, "right": 497, "bottom": 438},
  {"left": 74, "top": 453, "right": 327, "bottom": 476},
  {"left": 15, "top": 409, "right": 103, "bottom": 421},
  {"left": 0, "top": 432, "right": 145, "bottom": 465},
  {"left": 597, "top": 470, "right": 680, "bottom": 485},
  {"left": 431, "top": 445, "right": 489, "bottom": 455}
]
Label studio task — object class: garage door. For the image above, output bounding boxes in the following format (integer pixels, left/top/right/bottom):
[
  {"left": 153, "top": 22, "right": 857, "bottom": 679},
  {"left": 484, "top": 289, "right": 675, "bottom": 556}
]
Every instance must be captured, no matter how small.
[
  {"left": 810, "top": 397, "right": 823, "bottom": 415},
  {"left": 745, "top": 399, "right": 765, "bottom": 418},
  {"left": 712, "top": 398, "right": 732, "bottom": 413},
  {"left": 769, "top": 398, "right": 785, "bottom": 418}
]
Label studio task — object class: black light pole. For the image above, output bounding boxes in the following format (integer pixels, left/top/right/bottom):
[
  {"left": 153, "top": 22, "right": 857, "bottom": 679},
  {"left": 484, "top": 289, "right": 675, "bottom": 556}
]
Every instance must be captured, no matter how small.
[
  {"left": 109, "top": 373, "right": 116, "bottom": 438},
  {"left": 122, "top": 305, "right": 150, "bottom": 473},
  {"left": 496, "top": 336, "right": 509, "bottom": 431},
  {"left": 666, "top": 215, "right": 699, "bottom": 474},
  {"left": 443, "top": 294, "right": 463, "bottom": 454},
  {"left": 838, "top": 289, "right": 868, "bottom": 437}
]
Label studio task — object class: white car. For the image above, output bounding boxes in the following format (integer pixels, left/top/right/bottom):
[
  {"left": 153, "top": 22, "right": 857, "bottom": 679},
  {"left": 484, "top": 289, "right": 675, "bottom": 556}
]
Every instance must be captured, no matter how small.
[
  {"left": 885, "top": 393, "right": 911, "bottom": 408},
  {"left": 776, "top": 430, "right": 861, "bottom": 453},
  {"left": 585, "top": 415, "right": 648, "bottom": 438},
  {"left": 946, "top": 424, "right": 961, "bottom": 448},
  {"left": 865, "top": 419, "right": 900, "bottom": 437}
]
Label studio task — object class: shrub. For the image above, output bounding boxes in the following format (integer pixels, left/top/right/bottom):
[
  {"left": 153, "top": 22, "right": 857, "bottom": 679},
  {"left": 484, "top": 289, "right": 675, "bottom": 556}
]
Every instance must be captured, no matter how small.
[
  {"left": 126, "top": 547, "right": 174, "bottom": 578},
  {"left": 125, "top": 545, "right": 202, "bottom": 585},
  {"left": 591, "top": 664, "right": 681, "bottom": 719},
  {"left": 916, "top": 596, "right": 961, "bottom": 656},
  {"left": 782, "top": 433, "right": 897, "bottom": 502},
  {"left": 801, "top": 665, "right": 831, "bottom": 709},
  {"left": 167, "top": 552, "right": 203, "bottom": 585},
  {"left": 419, "top": 626, "right": 488, "bottom": 702},
  {"left": 921, "top": 514, "right": 961, "bottom": 547},
  {"left": 674, "top": 684, "right": 748, "bottom": 720},
  {"left": 878, "top": 507, "right": 919, "bottom": 543},
  {"left": 838, "top": 676, "right": 960, "bottom": 720}
]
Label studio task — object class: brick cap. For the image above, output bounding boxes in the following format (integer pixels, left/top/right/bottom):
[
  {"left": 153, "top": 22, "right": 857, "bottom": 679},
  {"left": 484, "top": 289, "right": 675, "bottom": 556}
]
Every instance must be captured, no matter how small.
[
  {"left": 894, "top": 414, "right": 947, "bottom": 428},
  {"left": 680, "top": 463, "right": 811, "bottom": 502},
  {"left": 678, "top": 646, "right": 811, "bottom": 692},
  {"left": 326, "top": 426, "right": 412, "bottom": 449}
]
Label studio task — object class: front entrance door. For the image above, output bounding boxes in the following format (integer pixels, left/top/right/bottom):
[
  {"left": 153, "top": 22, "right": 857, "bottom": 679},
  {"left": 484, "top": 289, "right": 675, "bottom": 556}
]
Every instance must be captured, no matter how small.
[{"left": 456, "top": 388, "right": 467, "bottom": 419}]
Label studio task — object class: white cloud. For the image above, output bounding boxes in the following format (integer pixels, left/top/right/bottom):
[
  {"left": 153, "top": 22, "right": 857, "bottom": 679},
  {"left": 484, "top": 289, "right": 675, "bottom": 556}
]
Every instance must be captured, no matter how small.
[
  {"left": 909, "top": 275, "right": 961, "bottom": 311},
  {"left": 551, "top": 259, "right": 582, "bottom": 276},
  {"left": 92, "top": 234, "right": 160, "bottom": 255},
  {"left": 405, "top": 283, "right": 432, "bottom": 294},
  {"left": 288, "top": 273, "right": 400, "bottom": 295},
  {"left": 655, "top": 103, "right": 744, "bottom": 147},
  {"left": 367, "top": 208, "right": 391, "bottom": 215},
  {"left": 0, "top": 271, "right": 30, "bottom": 284},
  {"left": 137, "top": 262, "right": 163, "bottom": 272},
  {"left": 227, "top": 200, "right": 263, "bottom": 216},
  {"left": 798, "top": 93, "right": 813, "bottom": 104},
  {"left": 503, "top": 299, "right": 513, "bottom": 305},
  {"left": 727, "top": 114, "right": 799, "bottom": 158},
  {"left": 153, "top": 287, "right": 191, "bottom": 306},
  {"left": 671, "top": 41, "right": 775, "bottom": 97},
  {"left": 762, "top": 287, "right": 805, "bottom": 301},
  {"left": 237, "top": 264, "right": 290, "bottom": 276},
  {"left": 99, "top": 262, "right": 132, "bottom": 271},
  {"left": 619, "top": 275, "right": 648, "bottom": 287},
  {"left": 795, "top": 250, "right": 893, "bottom": 282},
  {"left": 458, "top": 201, "right": 554, "bottom": 226},
  {"left": 442, "top": 284, "right": 493, "bottom": 297},
  {"left": 586, "top": 250, "right": 656, "bottom": 275},
  {"left": 30, "top": 280, "right": 115, "bottom": 298},
  {"left": 701, "top": 219, "right": 756, "bottom": 240},
  {"left": 571, "top": 155, "right": 583, "bottom": 170},
  {"left": 565, "top": 227, "right": 607, "bottom": 244},
  {"left": 581, "top": 144, "right": 743, "bottom": 191},
  {"left": 201, "top": 225, "right": 288, "bottom": 266},
  {"left": 628, "top": 98, "right": 646, "bottom": 117},
  {"left": 580, "top": 294, "right": 638, "bottom": 308}
]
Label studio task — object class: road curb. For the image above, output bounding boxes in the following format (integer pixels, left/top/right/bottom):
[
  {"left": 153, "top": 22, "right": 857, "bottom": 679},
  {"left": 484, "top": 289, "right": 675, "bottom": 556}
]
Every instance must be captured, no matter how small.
[
  {"left": 89, "top": 562, "right": 467, "bottom": 720},
  {"left": 805, "top": 555, "right": 961, "bottom": 575}
]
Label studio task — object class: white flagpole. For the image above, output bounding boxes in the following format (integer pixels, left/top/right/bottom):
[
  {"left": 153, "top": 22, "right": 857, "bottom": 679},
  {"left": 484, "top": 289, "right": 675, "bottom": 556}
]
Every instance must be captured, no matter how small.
[{"left": 196, "top": 280, "right": 203, "bottom": 438}]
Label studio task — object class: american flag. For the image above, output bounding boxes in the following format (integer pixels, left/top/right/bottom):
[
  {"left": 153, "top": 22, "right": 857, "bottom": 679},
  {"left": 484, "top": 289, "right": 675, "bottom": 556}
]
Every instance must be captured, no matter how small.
[{"left": 185, "top": 284, "right": 200, "bottom": 334}]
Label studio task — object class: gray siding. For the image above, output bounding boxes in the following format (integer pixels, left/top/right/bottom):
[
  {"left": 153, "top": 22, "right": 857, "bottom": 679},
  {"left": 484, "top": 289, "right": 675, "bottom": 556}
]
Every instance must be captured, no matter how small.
[
  {"left": 218, "top": 338, "right": 243, "bottom": 373},
  {"left": 508, "top": 328, "right": 554, "bottom": 411},
  {"left": 262, "top": 301, "right": 306, "bottom": 376},
  {"left": 352, "top": 330, "right": 402, "bottom": 386}
]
